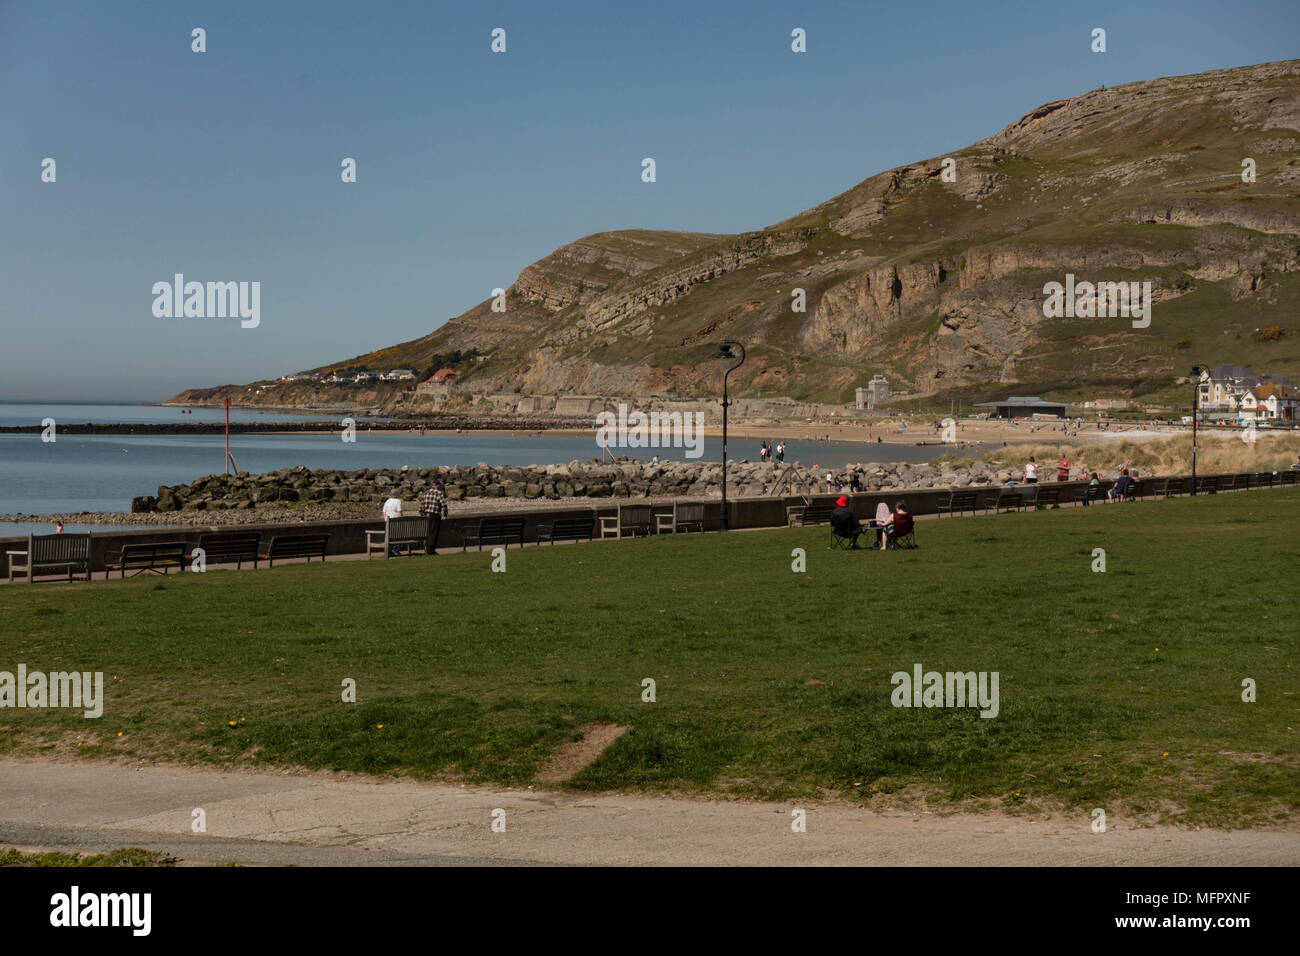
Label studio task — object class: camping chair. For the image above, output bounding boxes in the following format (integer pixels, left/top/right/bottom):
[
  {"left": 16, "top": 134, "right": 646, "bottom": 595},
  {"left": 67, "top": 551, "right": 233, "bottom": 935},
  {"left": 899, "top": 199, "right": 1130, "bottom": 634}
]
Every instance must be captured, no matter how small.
[{"left": 830, "top": 523, "right": 864, "bottom": 550}]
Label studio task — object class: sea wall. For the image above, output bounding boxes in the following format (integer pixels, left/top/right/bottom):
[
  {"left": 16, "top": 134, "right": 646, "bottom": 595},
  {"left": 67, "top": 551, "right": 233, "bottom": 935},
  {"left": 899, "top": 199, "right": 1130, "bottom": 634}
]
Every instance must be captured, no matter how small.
[{"left": 133, "top": 457, "right": 1054, "bottom": 513}]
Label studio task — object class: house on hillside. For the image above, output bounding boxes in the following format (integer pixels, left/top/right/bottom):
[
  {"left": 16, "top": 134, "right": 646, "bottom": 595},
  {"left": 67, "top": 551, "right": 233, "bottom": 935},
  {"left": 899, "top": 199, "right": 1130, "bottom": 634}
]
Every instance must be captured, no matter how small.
[
  {"left": 1199, "top": 364, "right": 1264, "bottom": 411},
  {"left": 1239, "top": 383, "right": 1300, "bottom": 421},
  {"left": 416, "top": 368, "right": 458, "bottom": 395},
  {"left": 352, "top": 371, "right": 379, "bottom": 384},
  {"left": 382, "top": 369, "right": 416, "bottom": 381}
]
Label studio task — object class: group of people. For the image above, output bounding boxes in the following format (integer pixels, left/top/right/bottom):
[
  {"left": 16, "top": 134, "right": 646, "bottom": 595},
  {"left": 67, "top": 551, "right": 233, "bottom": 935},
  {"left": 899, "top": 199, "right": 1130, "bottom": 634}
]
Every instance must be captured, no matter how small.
[
  {"left": 380, "top": 478, "right": 449, "bottom": 555},
  {"left": 759, "top": 441, "right": 787, "bottom": 465},
  {"left": 831, "top": 496, "right": 912, "bottom": 550}
]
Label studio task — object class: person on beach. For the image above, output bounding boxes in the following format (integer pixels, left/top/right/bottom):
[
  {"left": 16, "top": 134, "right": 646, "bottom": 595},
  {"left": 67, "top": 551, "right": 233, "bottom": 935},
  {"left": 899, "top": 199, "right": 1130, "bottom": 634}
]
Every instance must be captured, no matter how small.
[
  {"left": 55, "top": 521, "right": 64, "bottom": 534},
  {"left": 776, "top": 442, "right": 785, "bottom": 464},
  {"left": 760, "top": 441, "right": 769, "bottom": 463},
  {"left": 418, "top": 479, "right": 448, "bottom": 555},
  {"left": 1057, "top": 454, "right": 1070, "bottom": 482},
  {"left": 1024, "top": 457, "right": 1038, "bottom": 483}
]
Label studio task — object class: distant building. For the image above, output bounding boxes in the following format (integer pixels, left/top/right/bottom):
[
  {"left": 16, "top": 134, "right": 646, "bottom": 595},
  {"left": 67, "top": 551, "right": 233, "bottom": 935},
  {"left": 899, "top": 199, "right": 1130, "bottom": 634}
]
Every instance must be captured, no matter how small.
[
  {"left": 383, "top": 369, "right": 416, "bottom": 381},
  {"left": 973, "top": 396, "right": 1068, "bottom": 419},
  {"left": 1199, "top": 364, "right": 1264, "bottom": 411},
  {"left": 352, "top": 371, "right": 379, "bottom": 383},
  {"left": 1239, "top": 383, "right": 1300, "bottom": 421},
  {"left": 854, "top": 374, "right": 890, "bottom": 410},
  {"left": 417, "top": 368, "right": 458, "bottom": 394}
]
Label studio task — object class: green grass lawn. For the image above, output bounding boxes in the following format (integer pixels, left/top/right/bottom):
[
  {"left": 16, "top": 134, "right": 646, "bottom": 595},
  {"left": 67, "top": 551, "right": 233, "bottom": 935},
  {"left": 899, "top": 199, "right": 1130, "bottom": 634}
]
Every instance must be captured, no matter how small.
[{"left": 2, "top": 491, "right": 1297, "bottom": 827}]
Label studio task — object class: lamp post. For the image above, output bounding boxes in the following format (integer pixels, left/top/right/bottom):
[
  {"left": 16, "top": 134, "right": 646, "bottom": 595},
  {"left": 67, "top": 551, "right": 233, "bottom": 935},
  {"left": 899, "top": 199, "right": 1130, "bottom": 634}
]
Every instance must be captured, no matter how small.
[
  {"left": 1189, "top": 365, "right": 1206, "bottom": 495},
  {"left": 714, "top": 341, "right": 746, "bottom": 532}
]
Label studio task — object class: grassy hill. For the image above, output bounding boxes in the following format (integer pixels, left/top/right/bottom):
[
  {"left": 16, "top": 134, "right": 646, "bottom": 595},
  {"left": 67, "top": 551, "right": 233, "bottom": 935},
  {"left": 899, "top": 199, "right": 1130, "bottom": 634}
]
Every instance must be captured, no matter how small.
[{"left": 173, "top": 59, "right": 1300, "bottom": 411}]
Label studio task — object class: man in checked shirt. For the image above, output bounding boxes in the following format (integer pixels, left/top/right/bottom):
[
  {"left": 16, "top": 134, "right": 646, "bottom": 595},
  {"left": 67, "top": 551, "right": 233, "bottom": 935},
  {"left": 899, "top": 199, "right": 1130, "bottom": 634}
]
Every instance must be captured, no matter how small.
[{"left": 418, "top": 478, "right": 448, "bottom": 555}]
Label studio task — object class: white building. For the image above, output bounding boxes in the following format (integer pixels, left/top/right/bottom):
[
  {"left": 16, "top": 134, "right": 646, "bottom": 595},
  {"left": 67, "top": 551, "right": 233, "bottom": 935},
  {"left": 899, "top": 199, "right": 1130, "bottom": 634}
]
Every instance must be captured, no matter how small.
[{"left": 1239, "top": 383, "right": 1300, "bottom": 421}]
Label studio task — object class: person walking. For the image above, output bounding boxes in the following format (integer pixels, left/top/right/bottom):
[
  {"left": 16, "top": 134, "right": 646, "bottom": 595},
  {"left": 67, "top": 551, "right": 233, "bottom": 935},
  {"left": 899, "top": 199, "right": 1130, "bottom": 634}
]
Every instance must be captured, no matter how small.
[
  {"left": 776, "top": 441, "right": 785, "bottom": 464},
  {"left": 1024, "top": 457, "right": 1038, "bottom": 483},
  {"left": 760, "top": 440, "right": 769, "bottom": 464},
  {"left": 418, "top": 478, "right": 448, "bottom": 555},
  {"left": 1057, "top": 453, "right": 1070, "bottom": 482}
]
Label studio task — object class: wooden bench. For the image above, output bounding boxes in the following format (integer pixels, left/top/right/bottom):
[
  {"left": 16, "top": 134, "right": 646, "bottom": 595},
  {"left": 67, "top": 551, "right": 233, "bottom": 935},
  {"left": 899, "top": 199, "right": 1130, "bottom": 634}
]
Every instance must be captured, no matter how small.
[
  {"left": 797, "top": 506, "right": 834, "bottom": 526},
  {"left": 366, "top": 515, "right": 429, "bottom": 558},
  {"left": 599, "top": 505, "right": 653, "bottom": 539},
  {"left": 1158, "top": 477, "right": 1184, "bottom": 497},
  {"left": 463, "top": 516, "right": 527, "bottom": 551},
  {"left": 1195, "top": 476, "right": 1219, "bottom": 494},
  {"left": 260, "top": 534, "right": 329, "bottom": 567},
  {"left": 536, "top": 515, "right": 596, "bottom": 545},
  {"left": 7, "top": 533, "right": 92, "bottom": 583},
  {"left": 936, "top": 490, "right": 978, "bottom": 518},
  {"left": 1077, "top": 484, "right": 1108, "bottom": 506},
  {"left": 655, "top": 503, "right": 705, "bottom": 534},
  {"left": 1281, "top": 470, "right": 1297, "bottom": 487},
  {"left": 1255, "top": 472, "right": 1275, "bottom": 488},
  {"left": 104, "top": 541, "right": 188, "bottom": 578},
  {"left": 994, "top": 490, "right": 1024, "bottom": 513},
  {"left": 197, "top": 530, "right": 261, "bottom": 569},
  {"left": 1034, "top": 487, "right": 1061, "bottom": 508}
]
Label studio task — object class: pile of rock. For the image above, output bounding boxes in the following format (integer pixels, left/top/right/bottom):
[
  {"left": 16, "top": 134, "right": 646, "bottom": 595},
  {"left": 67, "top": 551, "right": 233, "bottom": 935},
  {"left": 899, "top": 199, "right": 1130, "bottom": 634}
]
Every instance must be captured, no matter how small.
[{"left": 132, "top": 457, "right": 1019, "bottom": 513}]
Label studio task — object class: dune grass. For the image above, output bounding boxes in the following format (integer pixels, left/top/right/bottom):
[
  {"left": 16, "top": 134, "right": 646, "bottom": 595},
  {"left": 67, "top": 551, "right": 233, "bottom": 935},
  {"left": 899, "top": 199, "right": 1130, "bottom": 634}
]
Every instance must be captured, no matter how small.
[{"left": 2, "top": 489, "right": 1297, "bottom": 827}]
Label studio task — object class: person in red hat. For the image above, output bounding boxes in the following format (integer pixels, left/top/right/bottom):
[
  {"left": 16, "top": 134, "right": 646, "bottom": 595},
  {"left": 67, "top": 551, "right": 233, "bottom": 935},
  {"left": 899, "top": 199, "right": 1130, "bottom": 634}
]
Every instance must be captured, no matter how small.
[{"left": 830, "top": 495, "right": 865, "bottom": 548}]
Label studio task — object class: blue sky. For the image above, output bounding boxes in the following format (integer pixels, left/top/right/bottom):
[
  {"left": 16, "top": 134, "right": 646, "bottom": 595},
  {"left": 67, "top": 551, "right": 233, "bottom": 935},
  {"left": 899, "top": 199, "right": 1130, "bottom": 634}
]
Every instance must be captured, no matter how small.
[{"left": 1, "top": 0, "right": 1296, "bottom": 401}]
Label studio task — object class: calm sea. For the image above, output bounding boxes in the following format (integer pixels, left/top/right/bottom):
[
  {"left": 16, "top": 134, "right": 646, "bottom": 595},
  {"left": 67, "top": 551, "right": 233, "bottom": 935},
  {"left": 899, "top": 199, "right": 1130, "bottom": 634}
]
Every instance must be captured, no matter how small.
[{"left": 0, "top": 403, "right": 976, "bottom": 534}]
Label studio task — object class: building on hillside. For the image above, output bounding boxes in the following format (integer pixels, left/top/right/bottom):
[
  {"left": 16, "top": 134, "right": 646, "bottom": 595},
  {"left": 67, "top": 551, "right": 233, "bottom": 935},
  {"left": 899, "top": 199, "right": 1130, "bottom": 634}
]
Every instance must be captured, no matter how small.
[
  {"left": 973, "top": 396, "right": 1068, "bottom": 419},
  {"left": 417, "top": 368, "right": 458, "bottom": 393},
  {"left": 1239, "top": 383, "right": 1300, "bottom": 421},
  {"left": 1199, "top": 364, "right": 1264, "bottom": 411},
  {"left": 382, "top": 369, "right": 416, "bottom": 381},
  {"left": 352, "top": 371, "right": 379, "bottom": 383},
  {"left": 854, "top": 374, "right": 890, "bottom": 410}
]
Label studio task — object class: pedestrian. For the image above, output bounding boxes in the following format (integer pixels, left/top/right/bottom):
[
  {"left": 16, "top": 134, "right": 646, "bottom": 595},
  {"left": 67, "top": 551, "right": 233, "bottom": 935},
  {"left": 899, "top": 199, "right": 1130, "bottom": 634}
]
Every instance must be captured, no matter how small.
[
  {"left": 776, "top": 441, "right": 785, "bottom": 464},
  {"left": 1024, "top": 456, "right": 1038, "bottom": 483},
  {"left": 381, "top": 489, "right": 404, "bottom": 555},
  {"left": 55, "top": 521, "right": 64, "bottom": 534},
  {"left": 1057, "top": 453, "right": 1070, "bottom": 482},
  {"left": 418, "top": 478, "right": 448, "bottom": 555},
  {"left": 760, "top": 440, "right": 769, "bottom": 463}
]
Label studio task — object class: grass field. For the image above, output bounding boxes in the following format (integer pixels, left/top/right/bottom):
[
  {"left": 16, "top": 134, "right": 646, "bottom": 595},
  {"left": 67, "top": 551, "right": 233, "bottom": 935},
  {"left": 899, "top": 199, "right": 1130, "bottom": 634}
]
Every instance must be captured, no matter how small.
[{"left": 2, "top": 490, "right": 1297, "bottom": 828}]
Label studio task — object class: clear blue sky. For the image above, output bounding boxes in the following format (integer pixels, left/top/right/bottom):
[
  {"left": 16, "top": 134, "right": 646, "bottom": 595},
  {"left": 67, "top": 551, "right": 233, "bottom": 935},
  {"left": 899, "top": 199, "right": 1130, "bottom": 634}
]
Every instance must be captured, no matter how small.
[{"left": 1, "top": 0, "right": 1295, "bottom": 401}]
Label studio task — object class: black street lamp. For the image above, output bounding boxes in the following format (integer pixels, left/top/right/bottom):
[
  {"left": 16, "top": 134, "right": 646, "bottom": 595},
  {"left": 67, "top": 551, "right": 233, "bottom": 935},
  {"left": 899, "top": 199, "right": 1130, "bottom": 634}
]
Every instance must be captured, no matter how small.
[
  {"left": 1189, "top": 365, "right": 1207, "bottom": 495},
  {"left": 714, "top": 341, "right": 746, "bottom": 531}
]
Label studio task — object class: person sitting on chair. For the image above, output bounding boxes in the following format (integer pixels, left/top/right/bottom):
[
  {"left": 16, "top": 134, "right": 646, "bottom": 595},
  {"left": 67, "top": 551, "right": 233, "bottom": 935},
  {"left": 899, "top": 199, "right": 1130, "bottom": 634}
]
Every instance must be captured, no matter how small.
[
  {"left": 1108, "top": 469, "right": 1135, "bottom": 502},
  {"left": 884, "top": 501, "right": 913, "bottom": 549},
  {"left": 873, "top": 501, "right": 891, "bottom": 549},
  {"left": 830, "top": 496, "right": 864, "bottom": 548}
]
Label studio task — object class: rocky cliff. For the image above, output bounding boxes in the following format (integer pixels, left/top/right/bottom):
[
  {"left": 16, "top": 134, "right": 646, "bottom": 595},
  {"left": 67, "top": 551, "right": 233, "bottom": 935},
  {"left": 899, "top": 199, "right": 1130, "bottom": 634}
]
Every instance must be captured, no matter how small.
[{"left": 172, "top": 59, "right": 1300, "bottom": 412}]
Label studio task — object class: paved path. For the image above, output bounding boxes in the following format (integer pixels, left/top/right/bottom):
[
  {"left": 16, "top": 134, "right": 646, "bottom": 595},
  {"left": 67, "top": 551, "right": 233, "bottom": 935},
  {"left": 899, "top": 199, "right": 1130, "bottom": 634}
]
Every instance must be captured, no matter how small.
[{"left": 1, "top": 759, "right": 1295, "bottom": 866}]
